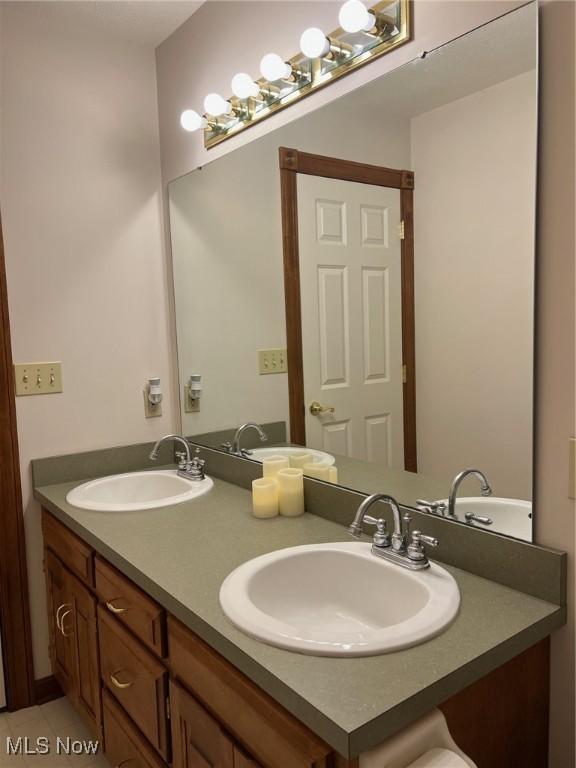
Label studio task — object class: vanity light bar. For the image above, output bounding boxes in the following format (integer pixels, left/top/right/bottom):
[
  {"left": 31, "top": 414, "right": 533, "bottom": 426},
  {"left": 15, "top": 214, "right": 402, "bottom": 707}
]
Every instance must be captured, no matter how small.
[{"left": 180, "top": 0, "right": 411, "bottom": 149}]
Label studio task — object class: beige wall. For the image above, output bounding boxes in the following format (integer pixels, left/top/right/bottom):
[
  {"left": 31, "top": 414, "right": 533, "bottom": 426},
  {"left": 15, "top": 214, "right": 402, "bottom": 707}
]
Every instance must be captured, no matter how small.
[
  {"left": 411, "top": 71, "right": 536, "bottom": 500},
  {"left": 157, "top": 1, "right": 575, "bottom": 764},
  {"left": 0, "top": 3, "right": 176, "bottom": 678}
]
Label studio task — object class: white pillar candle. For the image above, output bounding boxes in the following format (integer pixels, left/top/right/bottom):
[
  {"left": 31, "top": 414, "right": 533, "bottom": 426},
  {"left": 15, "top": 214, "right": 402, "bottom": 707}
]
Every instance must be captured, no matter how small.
[
  {"left": 252, "top": 478, "right": 279, "bottom": 518},
  {"left": 302, "top": 462, "right": 331, "bottom": 481},
  {"left": 277, "top": 468, "right": 305, "bottom": 517},
  {"left": 262, "top": 455, "right": 289, "bottom": 480},
  {"left": 288, "top": 452, "right": 313, "bottom": 469},
  {"left": 328, "top": 466, "right": 338, "bottom": 484}
]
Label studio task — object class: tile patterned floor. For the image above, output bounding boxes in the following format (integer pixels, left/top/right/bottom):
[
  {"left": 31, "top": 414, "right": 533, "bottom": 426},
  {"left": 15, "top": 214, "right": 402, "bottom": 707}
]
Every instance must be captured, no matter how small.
[{"left": 0, "top": 699, "right": 108, "bottom": 768}]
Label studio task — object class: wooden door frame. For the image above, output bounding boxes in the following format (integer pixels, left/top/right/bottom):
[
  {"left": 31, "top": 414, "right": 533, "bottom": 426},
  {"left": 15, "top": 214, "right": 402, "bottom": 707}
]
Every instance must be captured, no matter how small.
[
  {"left": 279, "top": 147, "right": 417, "bottom": 472},
  {"left": 0, "top": 209, "right": 36, "bottom": 709}
]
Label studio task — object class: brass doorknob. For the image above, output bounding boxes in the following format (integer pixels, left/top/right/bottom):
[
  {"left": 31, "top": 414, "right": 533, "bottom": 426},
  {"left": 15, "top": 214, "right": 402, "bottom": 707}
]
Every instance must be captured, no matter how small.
[{"left": 309, "top": 401, "right": 335, "bottom": 416}]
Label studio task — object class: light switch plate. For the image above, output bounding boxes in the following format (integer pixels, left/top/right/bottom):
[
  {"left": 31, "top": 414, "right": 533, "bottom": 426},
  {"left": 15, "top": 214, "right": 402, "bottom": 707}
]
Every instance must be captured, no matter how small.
[
  {"left": 569, "top": 438, "right": 576, "bottom": 500},
  {"left": 14, "top": 362, "right": 63, "bottom": 396},
  {"left": 184, "top": 385, "right": 200, "bottom": 413},
  {"left": 258, "top": 348, "right": 288, "bottom": 375},
  {"left": 143, "top": 390, "right": 162, "bottom": 418}
]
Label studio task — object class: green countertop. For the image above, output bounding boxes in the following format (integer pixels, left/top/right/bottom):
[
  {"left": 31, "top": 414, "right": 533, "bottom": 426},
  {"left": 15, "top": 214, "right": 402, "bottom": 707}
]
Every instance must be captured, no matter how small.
[{"left": 35, "top": 476, "right": 564, "bottom": 758}]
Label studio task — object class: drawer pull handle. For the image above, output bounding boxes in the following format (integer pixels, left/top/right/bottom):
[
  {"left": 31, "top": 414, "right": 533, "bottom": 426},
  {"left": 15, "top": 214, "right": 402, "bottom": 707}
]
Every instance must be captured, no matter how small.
[
  {"left": 60, "top": 609, "right": 73, "bottom": 637},
  {"left": 55, "top": 602, "right": 70, "bottom": 631},
  {"left": 116, "top": 761, "right": 136, "bottom": 767},
  {"left": 106, "top": 600, "right": 129, "bottom": 614},
  {"left": 110, "top": 671, "right": 134, "bottom": 690}
]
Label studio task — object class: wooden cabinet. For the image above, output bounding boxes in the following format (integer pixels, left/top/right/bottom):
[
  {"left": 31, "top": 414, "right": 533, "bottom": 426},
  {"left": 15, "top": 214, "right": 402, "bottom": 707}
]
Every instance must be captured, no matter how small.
[
  {"left": 168, "top": 617, "right": 332, "bottom": 768},
  {"left": 44, "top": 546, "right": 101, "bottom": 739},
  {"left": 69, "top": 574, "right": 101, "bottom": 737},
  {"left": 170, "top": 681, "right": 261, "bottom": 768},
  {"left": 103, "top": 690, "right": 167, "bottom": 768},
  {"left": 99, "top": 605, "right": 170, "bottom": 760},
  {"left": 95, "top": 555, "right": 166, "bottom": 658},
  {"left": 45, "top": 549, "right": 75, "bottom": 699}
]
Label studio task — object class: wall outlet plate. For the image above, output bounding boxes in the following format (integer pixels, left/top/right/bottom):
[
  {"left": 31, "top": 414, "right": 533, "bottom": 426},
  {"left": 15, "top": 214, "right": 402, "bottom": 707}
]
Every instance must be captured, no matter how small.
[
  {"left": 258, "top": 348, "right": 288, "bottom": 375},
  {"left": 184, "top": 385, "right": 200, "bottom": 413},
  {"left": 14, "top": 362, "right": 63, "bottom": 396},
  {"left": 143, "top": 390, "right": 162, "bottom": 418}
]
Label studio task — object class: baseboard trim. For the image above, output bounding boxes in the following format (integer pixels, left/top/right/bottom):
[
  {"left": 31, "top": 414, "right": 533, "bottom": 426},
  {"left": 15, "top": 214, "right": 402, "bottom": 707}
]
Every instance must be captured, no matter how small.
[{"left": 34, "top": 675, "right": 62, "bottom": 706}]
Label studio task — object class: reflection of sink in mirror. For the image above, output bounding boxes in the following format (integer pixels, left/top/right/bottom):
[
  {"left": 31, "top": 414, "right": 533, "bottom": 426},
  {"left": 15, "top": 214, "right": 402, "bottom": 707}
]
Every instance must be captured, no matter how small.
[
  {"left": 220, "top": 542, "right": 460, "bottom": 657},
  {"left": 66, "top": 470, "right": 213, "bottom": 512},
  {"left": 249, "top": 447, "right": 335, "bottom": 466},
  {"left": 439, "top": 497, "right": 532, "bottom": 540}
]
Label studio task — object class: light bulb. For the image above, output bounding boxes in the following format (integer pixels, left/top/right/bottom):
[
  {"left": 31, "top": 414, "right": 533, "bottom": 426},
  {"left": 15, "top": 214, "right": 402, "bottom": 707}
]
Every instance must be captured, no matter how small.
[
  {"left": 299, "top": 27, "right": 331, "bottom": 59},
  {"left": 231, "top": 73, "right": 260, "bottom": 99},
  {"left": 338, "top": 0, "right": 375, "bottom": 33},
  {"left": 260, "top": 53, "right": 292, "bottom": 82},
  {"left": 203, "top": 93, "right": 233, "bottom": 117},
  {"left": 180, "top": 110, "right": 204, "bottom": 132}
]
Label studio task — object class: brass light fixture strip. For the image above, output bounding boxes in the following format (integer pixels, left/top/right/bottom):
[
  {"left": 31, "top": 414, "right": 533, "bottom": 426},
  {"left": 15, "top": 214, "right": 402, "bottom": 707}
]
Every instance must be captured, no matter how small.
[{"left": 204, "top": 0, "right": 411, "bottom": 149}]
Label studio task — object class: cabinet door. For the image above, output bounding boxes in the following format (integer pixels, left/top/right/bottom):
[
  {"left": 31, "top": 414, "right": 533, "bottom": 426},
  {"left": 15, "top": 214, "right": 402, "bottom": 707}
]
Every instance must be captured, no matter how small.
[
  {"left": 70, "top": 575, "right": 102, "bottom": 740},
  {"left": 170, "top": 681, "right": 234, "bottom": 768},
  {"left": 233, "top": 746, "right": 262, "bottom": 768},
  {"left": 45, "top": 549, "right": 75, "bottom": 697}
]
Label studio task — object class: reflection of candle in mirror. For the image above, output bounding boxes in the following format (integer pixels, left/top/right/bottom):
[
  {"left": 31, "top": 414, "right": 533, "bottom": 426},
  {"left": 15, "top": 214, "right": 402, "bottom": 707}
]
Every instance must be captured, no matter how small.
[
  {"left": 252, "top": 478, "right": 279, "bottom": 518},
  {"left": 289, "top": 452, "right": 313, "bottom": 469},
  {"left": 328, "top": 466, "right": 338, "bottom": 484},
  {"left": 303, "top": 463, "right": 331, "bottom": 481},
  {"left": 277, "top": 468, "right": 305, "bottom": 517},
  {"left": 262, "top": 455, "right": 289, "bottom": 479}
]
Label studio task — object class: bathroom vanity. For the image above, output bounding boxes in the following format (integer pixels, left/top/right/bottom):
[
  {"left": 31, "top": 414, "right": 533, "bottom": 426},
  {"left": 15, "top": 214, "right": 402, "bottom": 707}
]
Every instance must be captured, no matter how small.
[{"left": 34, "top": 453, "right": 565, "bottom": 768}]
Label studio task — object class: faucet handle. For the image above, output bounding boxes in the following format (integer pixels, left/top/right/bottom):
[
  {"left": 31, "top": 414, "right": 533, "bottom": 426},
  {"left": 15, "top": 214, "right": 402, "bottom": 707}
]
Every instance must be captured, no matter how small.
[
  {"left": 221, "top": 442, "right": 233, "bottom": 453},
  {"left": 363, "top": 516, "right": 390, "bottom": 548},
  {"left": 175, "top": 451, "right": 188, "bottom": 470},
  {"left": 407, "top": 530, "right": 438, "bottom": 564},
  {"left": 416, "top": 499, "right": 446, "bottom": 516}
]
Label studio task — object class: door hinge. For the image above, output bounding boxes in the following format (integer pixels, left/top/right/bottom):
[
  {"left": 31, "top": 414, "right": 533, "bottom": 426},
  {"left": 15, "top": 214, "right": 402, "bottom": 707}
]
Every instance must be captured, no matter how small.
[
  {"left": 166, "top": 695, "right": 171, "bottom": 720},
  {"left": 399, "top": 220, "right": 405, "bottom": 240},
  {"left": 402, "top": 364, "right": 407, "bottom": 384}
]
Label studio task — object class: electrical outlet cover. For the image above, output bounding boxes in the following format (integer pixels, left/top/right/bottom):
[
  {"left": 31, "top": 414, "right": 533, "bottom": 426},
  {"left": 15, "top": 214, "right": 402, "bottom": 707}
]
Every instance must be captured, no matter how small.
[{"left": 143, "top": 390, "right": 162, "bottom": 418}]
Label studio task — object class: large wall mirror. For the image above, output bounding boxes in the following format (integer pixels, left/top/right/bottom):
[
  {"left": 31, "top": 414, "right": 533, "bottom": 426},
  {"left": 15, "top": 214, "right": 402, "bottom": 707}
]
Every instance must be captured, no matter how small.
[{"left": 169, "top": 3, "right": 537, "bottom": 542}]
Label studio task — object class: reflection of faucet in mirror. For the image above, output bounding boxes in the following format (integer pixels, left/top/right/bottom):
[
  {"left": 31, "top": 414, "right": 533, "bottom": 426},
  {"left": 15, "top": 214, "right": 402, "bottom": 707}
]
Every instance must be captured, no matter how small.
[
  {"left": 222, "top": 422, "right": 268, "bottom": 457},
  {"left": 448, "top": 469, "right": 493, "bottom": 518}
]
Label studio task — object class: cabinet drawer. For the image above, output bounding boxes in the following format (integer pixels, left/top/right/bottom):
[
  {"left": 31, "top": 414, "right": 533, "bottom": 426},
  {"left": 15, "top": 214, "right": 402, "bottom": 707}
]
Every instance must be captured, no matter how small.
[
  {"left": 96, "top": 556, "right": 166, "bottom": 657},
  {"left": 42, "top": 510, "right": 94, "bottom": 587},
  {"left": 99, "top": 606, "right": 169, "bottom": 760},
  {"left": 168, "top": 617, "right": 331, "bottom": 768},
  {"left": 103, "top": 690, "right": 167, "bottom": 768},
  {"left": 170, "top": 680, "right": 234, "bottom": 768}
]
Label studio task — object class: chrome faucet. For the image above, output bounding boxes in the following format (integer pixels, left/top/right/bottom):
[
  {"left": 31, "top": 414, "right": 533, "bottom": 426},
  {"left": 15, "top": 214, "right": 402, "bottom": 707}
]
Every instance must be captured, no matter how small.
[
  {"left": 222, "top": 422, "right": 268, "bottom": 457},
  {"left": 348, "top": 493, "right": 438, "bottom": 570},
  {"left": 448, "top": 468, "right": 492, "bottom": 518},
  {"left": 149, "top": 434, "right": 205, "bottom": 481}
]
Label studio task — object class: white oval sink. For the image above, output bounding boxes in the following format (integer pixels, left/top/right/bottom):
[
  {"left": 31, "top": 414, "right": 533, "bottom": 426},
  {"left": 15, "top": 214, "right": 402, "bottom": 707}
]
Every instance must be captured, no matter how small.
[
  {"left": 248, "top": 447, "right": 335, "bottom": 466},
  {"left": 220, "top": 542, "right": 460, "bottom": 657},
  {"left": 66, "top": 470, "right": 213, "bottom": 512},
  {"left": 440, "top": 497, "right": 532, "bottom": 540}
]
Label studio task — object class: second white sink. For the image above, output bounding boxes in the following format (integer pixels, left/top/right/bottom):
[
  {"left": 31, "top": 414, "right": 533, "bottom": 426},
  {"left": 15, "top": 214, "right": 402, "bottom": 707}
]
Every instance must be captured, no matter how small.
[
  {"left": 66, "top": 470, "right": 213, "bottom": 512},
  {"left": 220, "top": 542, "right": 460, "bottom": 657}
]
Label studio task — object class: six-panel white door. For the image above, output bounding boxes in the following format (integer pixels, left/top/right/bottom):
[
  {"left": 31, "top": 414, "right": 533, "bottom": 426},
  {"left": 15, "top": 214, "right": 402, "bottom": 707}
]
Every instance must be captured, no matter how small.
[{"left": 298, "top": 175, "right": 405, "bottom": 469}]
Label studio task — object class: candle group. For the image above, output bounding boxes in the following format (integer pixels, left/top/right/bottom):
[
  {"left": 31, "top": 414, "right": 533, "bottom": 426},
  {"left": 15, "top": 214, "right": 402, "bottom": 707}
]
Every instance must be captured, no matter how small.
[{"left": 252, "top": 453, "right": 338, "bottom": 518}]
